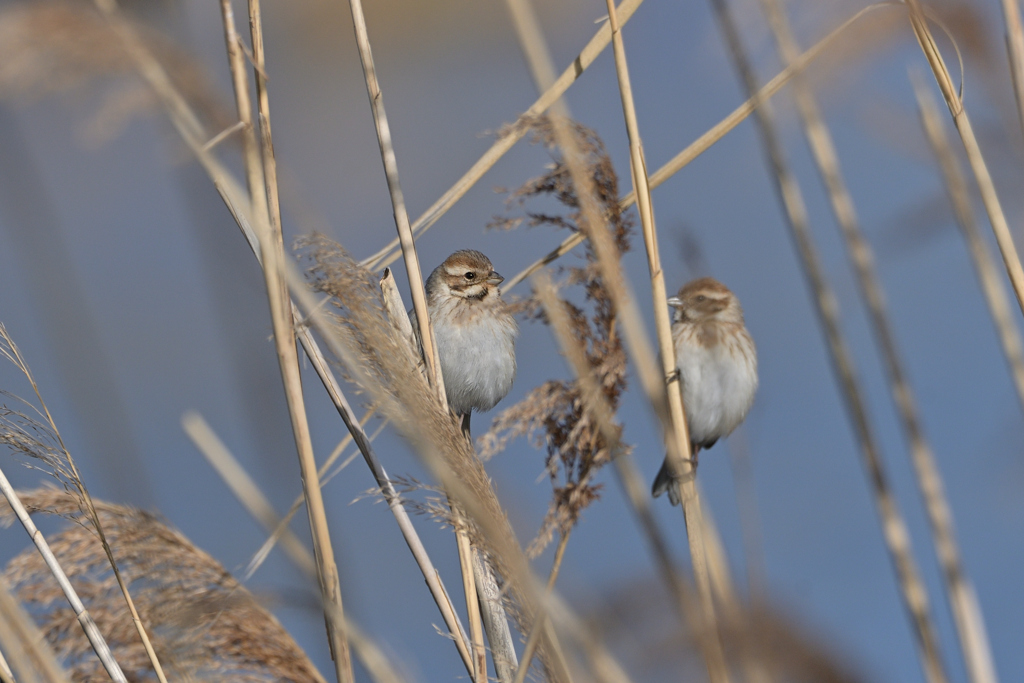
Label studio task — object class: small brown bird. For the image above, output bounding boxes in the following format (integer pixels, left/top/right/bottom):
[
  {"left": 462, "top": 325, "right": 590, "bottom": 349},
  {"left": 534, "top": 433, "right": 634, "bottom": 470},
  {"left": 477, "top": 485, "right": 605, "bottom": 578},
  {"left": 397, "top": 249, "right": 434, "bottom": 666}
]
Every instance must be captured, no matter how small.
[
  {"left": 652, "top": 277, "right": 758, "bottom": 505},
  {"left": 424, "top": 250, "right": 518, "bottom": 417}
]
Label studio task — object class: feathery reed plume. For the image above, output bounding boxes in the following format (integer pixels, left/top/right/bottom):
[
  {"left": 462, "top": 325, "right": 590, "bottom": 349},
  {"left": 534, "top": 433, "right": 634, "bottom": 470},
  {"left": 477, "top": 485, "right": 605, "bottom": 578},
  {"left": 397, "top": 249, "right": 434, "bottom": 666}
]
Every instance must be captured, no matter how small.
[
  {"left": 0, "top": 325, "right": 166, "bottom": 682},
  {"left": 591, "top": 579, "right": 864, "bottom": 683},
  {"left": 1, "top": 488, "right": 327, "bottom": 683},
  {"left": 483, "top": 117, "right": 632, "bottom": 558},
  {"left": 0, "top": 2, "right": 230, "bottom": 138}
]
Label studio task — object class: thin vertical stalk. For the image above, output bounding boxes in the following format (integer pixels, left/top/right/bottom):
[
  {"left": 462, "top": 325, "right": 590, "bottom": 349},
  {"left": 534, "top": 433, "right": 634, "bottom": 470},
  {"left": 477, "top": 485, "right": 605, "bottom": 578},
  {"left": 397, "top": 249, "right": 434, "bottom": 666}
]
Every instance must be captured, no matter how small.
[
  {"left": 219, "top": 0, "right": 268, "bottom": 224},
  {"left": 512, "top": 531, "right": 571, "bottom": 683},
  {"left": 913, "top": 72, "right": 1024, "bottom": 418},
  {"left": 246, "top": 2, "right": 353, "bottom": 679},
  {"left": 342, "top": 0, "right": 443, "bottom": 400},
  {"left": 599, "top": 2, "right": 731, "bottom": 681},
  {"left": 761, "top": 5, "right": 996, "bottom": 683},
  {"left": 0, "top": 467, "right": 126, "bottom": 683},
  {"left": 706, "top": 1, "right": 950, "bottom": 682},
  {"left": 906, "top": 0, "right": 1024, "bottom": 319},
  {"left": 339, "top": 9, "right": 496, "bottom": 675},
  {"left": 999, "top": 0, "right": 1024, "bottom": 139}
]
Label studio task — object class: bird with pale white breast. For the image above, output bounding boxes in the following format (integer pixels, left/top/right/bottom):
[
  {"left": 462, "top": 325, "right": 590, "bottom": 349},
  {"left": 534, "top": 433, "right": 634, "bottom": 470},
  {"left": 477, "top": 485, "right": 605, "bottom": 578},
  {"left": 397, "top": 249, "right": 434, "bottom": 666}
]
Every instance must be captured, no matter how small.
[
  {"left": 652, "top": 277, "right": 758, "bottom": 505},
  {"left": 424, "top": 250, "right": 518, "bottom": 418}
]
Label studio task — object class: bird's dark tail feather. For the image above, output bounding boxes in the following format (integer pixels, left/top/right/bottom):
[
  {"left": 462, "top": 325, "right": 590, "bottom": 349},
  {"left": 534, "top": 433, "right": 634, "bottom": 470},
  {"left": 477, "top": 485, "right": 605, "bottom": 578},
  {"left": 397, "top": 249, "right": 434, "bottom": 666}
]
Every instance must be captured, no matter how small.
[{"left": 651, "top": 446, "right": 700, "bottom": 506}]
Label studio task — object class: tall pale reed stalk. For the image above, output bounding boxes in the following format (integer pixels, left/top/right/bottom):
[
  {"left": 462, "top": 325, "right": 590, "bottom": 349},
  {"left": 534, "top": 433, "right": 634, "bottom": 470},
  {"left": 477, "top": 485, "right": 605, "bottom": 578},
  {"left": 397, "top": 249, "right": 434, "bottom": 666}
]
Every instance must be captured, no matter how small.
[
  {"left": 999, "top": 0, "right": 1024, "bottom": 139},
  {"left": 905, "top": 0, "right": 1024, "bottom": 320},
  {"left": 913, "top": 73, "right": 1024, "bottom": 418},
  {"left": 760, "top": 3, "right": 996, "bottom": 683},
  {"left": 706, "top": 1, "right": 949, "bottom": 682}
]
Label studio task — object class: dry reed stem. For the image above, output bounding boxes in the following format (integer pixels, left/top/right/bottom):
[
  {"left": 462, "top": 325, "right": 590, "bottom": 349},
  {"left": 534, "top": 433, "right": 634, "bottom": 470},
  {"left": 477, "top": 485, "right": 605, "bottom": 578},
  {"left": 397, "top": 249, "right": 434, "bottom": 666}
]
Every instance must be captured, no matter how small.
[
  {"left": 707, "top": 1, "right": 950, "bottom": 682},
  {"left": 340, "top": 5, "right": 499, "bottom": 672},
  {"left": 761, "top": 4, "right": 995, "bottom": 682},
  {"left": 232, "top": 2, "right": 353, "bottom": 677},
  {"left": 999, "top": 0, "right": 1024, "bottom": 139},
  {"left": 0, "top": 574, "right": 69, "bottom": 683},
  {"left": 294, "top": 318, "right": 474, "bottom": 674},
  {"left": 379, "top": 271, "right": 498, "bottom": 682},
  {"left": 219, "top": 0, "right": 268, "bottom": 226},
  {"left": 498, "top": 0, "right": 723, "bottom": 676},
  {"left": 905, "top": 0, "right": 1024, "bottom": 321},
  {"left": 343, "top": 0, "right": 444, "bottom": 402},
  {"left": 501, "top": 1, "right": 899, "bottom": 294},
  {"left": 245, "top": 409, "right": 383, "bottom": 581},
  {"left": 182, "top": 411, "right": 319, "bottom": 577},
  {"left": 0, "top": 328, "right": 165, "bottom": 683},
  {"left": 0, "top": 471, "right": 126, "bottom": 682},
  {"left": 360, "top": 0, "right": 648, "bottom": 272},
  {"left": 599, "top": 3, "right": 736, "bottom": 681},
  {"left": 0, "top": 649, "right": 11, "bottom": 683},
  {"left": 382, "top": 264, "right": 515, "bottom": 683},
  {"left": 913, "top": 72, "right": 1024, "bottom": 416},
  {"left": 71, "top": 2, "right": 467, "bottom": 675},
  {"left": 512, "top": 530, "right": 571, "bottom": 683}
]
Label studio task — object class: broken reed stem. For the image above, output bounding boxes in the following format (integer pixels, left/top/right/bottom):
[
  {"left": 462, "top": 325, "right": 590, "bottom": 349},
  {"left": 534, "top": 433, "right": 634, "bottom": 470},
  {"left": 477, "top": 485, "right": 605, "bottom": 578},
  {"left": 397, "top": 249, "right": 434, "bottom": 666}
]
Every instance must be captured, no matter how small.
[
  {"left": 601, "top": 3, "right": 732, "bottom": 682},
  {"left": 343, "top": 0, "right": 444, "bottom": 402},
  {"left": 241, "top": 2, "right": 353, "bottom": 678},
  {"left": 905, "top": 0, "right": 1024, "bottom": 320},
  {"left": 760, "top": 4, "right": 995, "bottom": 682},
  {"left": 913, "top": 73, "right": 1024, "bottom": 418},
  {"left": 360, "top": 0, "right": 648, "bottom": 272},
  {"left": 0, "top": 467, "right": 127, "bottom": 683},
  {"left": 500, "top": 1, "right": 898, "bottom": 295},
  {"left": 512, "top": 530, "right": 571, "bottom": 683},
  {"left": 999, "top": 0, "right": 1024, "bottom": 139},
  {"left": 707, "top": 1, "right": 949, "bottom": 682}
]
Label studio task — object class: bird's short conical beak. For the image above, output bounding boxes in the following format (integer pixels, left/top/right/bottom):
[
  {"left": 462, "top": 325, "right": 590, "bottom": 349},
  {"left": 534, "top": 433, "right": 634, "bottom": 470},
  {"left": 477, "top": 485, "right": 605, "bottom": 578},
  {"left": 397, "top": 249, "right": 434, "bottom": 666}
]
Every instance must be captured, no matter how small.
[
  {"left": 667, "top": 296, "right": 683, "bottom": 308},
  {"left": 487, "top": 271, "right": 505, "bottom": 285}
]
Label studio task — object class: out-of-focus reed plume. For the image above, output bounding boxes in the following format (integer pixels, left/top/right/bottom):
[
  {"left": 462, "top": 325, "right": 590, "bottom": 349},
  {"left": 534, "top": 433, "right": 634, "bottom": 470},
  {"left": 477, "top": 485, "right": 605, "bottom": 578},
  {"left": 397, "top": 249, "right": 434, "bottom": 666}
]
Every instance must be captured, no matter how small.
[
  {"left": 482, "top": 118, "right": 631, "bottom": 557},
  {"left": 0, "top": 2, "right": 230, "bottom": 141},
  {"left": 1, "top": 488, "right": 326, "bottom": 683}
]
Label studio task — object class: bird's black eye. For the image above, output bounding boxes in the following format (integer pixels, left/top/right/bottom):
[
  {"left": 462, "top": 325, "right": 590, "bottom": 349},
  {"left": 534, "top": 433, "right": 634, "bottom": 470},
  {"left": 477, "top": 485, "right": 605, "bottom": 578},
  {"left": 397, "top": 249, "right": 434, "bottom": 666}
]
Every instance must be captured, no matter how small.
[
  {"left": 465, "top": 272, "right": 476, "bottom": 280},
  {"left": 696, "top": 295, "right": 706, "bottom": 302}
]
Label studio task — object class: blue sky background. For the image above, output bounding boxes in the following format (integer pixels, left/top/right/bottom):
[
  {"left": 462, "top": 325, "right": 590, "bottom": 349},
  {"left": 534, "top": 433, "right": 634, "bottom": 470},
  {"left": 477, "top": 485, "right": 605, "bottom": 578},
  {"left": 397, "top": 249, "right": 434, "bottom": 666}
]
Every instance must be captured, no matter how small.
[{"left": 0, "top": 0, "right": 1022, "bottom": 681}]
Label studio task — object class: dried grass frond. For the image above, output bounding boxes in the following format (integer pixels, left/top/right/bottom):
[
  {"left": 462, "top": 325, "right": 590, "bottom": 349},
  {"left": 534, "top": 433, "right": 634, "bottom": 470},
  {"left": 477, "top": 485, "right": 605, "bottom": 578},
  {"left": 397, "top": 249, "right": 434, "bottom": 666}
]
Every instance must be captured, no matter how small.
[
  {"left": 0, "top": 2, "right": 230, "bottom": 137},
  {"left": 482, "top": 118, "right": 633, "bottom": 557},
  {"left": 1, "top": 488, "right": 326, "bottom": 683}
]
